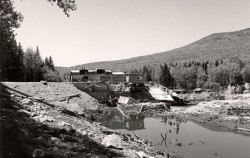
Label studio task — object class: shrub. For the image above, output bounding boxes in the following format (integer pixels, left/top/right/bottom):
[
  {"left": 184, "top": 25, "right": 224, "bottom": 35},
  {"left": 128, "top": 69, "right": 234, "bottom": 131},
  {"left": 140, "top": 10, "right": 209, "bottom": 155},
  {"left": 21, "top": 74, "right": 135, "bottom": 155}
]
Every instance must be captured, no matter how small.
[{"left": 209, "top": 83, "right": 220, "bottom": 92}]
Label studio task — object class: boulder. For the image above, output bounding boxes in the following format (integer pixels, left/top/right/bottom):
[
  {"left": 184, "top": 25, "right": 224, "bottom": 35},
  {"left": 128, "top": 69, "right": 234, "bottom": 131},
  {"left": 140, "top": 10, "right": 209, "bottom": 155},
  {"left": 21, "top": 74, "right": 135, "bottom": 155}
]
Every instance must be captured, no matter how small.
[
  {"left": 244, "top": 83, "right": 250, "bottom": 90},
  {"left": 101, "top": 134, "right": 123, "bottom": 149},
  {"left": 136, "top": 151, "right": 149, "bottom": 158},
  {"left": 40, "top": 80, "right": 48, "bottom": 85},
  {"left": 65, "top": 103, "right": 83, "bottom": 114}
]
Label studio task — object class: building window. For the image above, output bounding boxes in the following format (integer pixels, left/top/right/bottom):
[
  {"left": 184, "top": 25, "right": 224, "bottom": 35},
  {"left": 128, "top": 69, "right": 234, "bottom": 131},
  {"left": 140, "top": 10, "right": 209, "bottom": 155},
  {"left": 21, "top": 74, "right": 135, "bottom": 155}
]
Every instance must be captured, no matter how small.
[{"left": 137, "top": 76, "right": 142, "bottom": 80}]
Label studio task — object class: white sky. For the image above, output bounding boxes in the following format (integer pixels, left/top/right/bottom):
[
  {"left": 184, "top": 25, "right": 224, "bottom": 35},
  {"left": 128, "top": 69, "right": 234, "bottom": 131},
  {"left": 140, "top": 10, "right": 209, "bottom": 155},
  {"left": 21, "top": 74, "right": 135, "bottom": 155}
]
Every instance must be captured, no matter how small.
[{"left": 13, "top": 0, "right": 250, "bottom": 67}]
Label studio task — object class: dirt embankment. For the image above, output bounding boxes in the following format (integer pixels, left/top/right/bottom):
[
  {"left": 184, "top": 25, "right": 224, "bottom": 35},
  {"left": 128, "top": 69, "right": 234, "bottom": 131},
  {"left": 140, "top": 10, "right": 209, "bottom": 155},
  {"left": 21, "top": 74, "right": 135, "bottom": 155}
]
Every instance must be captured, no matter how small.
[{"left": 0, "top": 82, "right": 165, "bottom": 158}]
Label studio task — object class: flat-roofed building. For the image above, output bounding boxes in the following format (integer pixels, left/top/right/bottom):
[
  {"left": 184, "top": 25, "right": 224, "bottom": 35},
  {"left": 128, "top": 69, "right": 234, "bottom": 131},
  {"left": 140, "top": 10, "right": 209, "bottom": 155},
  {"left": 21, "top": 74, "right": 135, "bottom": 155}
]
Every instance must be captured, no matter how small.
[
  {"left": 126, "top": 73, "right": 145, "bottom": 84},
  {"left": 112, "top": 72, "right": 126, "bottom": 82},
  {"left": 88, "top": 69, "right": 112, "bottom": 82},
  {"left": 70, "top": 68, "right": 88, "bottom": 82}
]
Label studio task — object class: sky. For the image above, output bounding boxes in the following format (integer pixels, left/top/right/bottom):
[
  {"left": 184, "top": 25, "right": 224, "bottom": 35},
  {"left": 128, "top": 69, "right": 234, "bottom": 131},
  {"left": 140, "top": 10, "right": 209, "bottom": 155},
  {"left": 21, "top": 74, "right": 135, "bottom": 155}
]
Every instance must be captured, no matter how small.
[{"left": 13, "top": 0, "right": 250, "bottom": 67}]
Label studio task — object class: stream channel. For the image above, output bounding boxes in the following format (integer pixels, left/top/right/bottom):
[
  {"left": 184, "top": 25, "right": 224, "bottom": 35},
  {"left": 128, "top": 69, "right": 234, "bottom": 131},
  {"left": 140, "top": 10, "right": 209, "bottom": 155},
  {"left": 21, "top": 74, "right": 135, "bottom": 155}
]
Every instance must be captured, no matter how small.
[{"left": 97, "top": 109, "right": 250, "bottom": 158}]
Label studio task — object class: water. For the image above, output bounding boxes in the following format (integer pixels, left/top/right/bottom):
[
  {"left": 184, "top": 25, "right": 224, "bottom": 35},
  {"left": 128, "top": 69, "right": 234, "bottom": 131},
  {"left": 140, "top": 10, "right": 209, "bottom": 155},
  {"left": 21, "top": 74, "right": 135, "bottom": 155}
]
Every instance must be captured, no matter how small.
[{"left": 98, "top": 110, "right": 250, "bottom": 158}]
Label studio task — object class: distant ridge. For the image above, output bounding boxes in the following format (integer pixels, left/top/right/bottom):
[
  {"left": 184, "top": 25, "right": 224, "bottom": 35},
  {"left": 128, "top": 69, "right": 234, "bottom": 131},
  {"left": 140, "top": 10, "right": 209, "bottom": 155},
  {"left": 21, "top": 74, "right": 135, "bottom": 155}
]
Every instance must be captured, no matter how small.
[{"left": 56, "top": 28, "right": 250, "bottom": 79}]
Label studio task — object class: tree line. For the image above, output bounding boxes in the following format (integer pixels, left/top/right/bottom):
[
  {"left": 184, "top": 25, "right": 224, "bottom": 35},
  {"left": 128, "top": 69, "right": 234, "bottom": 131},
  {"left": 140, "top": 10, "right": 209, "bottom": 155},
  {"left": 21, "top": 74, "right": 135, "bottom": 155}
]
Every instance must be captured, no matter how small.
[
  {"left": 0, "top": 40, "right": 61, "bottom": 82},
  {"left": 132, "top": 56, "right": 250, "bottom": 90},
  {"left": 0, "top": 0, "right": 61, "bottom": 82}
]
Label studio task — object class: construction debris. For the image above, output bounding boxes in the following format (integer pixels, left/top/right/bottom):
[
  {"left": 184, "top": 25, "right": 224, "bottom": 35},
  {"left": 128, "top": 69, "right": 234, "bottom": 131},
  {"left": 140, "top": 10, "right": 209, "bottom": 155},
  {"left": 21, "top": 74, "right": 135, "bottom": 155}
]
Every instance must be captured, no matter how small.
[{"left": 118, "top": 96, "right": 138, "bottom": 104}]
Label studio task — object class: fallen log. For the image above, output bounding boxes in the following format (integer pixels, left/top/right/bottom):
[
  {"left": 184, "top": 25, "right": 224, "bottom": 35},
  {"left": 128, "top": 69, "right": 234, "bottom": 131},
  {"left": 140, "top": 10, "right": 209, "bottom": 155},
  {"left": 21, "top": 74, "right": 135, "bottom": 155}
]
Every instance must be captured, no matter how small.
[
  {"left": 161, "top": 133, "right": 165, "bottom": 140},
  {"left": 138, "top": 104, "right": 145, "bottom": 114},
  {"left": 1, "top": 84, "right": 55, "bottom": 107},
  {"left": 84, "top": 84, "right": 101, "bottom": 89},
  {"left": 116, "top": 106, "right": 125, "bottom": 117},
  {"left": 49, "top": 94, "right": 81, "bottom": 102}
]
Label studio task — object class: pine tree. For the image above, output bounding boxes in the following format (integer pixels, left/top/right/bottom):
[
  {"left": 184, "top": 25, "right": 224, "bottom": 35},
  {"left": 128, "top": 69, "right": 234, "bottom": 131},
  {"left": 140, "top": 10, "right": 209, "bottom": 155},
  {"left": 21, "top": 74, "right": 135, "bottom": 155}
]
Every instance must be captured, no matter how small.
[
  {"left": 45, "top": 57, "right": 49, "bottom": 66},
  {"left": 0, "top": 0, "right": 23, "bottom": 81},
  {"left": 43, "top": 55, "right": 62, "bottom": 82},
  {"left": 159, "top": 63, "right": 173, "bottom": 88},
  {"left": 17, "top": 42, "right": 24, "bottom": 81},
  {"left": 33, "top": 46, "right": 44, "bottom": 81},
  {"left": 4, "top": 37, "right": 19, "bottom": 81},
  {"left": 142, "top": 65, "right": 153, "bottom": 82},
  {"left": 49, "top": 56, "right": 55, "bottom": 71}
]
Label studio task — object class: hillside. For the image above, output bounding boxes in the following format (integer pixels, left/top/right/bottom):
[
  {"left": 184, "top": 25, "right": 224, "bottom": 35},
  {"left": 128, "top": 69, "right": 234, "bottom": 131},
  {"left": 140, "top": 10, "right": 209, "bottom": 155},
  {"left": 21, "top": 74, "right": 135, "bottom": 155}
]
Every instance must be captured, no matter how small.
[{"left": 56, "top": 28, "right": 250, "bottom": 79}]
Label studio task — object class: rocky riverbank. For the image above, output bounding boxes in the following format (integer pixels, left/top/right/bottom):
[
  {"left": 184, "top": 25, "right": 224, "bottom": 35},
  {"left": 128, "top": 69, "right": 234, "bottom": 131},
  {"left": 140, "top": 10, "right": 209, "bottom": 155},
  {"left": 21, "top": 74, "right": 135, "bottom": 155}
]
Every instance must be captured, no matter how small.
[
  {"left": 0, "top": 82, "right": 165, "bottom": 158},
  {"left": 1, "top": 82, "right": 250, "bottom": 158}
]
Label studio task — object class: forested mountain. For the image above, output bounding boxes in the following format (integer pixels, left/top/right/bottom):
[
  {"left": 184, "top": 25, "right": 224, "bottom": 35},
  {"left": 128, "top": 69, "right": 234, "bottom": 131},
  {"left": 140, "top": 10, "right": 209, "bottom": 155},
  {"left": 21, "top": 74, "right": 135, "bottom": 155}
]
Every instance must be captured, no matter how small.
[{"left": 57, "top": 28, "right": 250, "bottom": 80}]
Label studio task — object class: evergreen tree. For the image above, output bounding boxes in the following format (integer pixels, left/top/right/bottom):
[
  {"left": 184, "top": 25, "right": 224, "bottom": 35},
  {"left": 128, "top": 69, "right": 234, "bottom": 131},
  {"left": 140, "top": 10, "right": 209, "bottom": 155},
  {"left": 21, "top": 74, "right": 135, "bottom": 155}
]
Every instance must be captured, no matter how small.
[
  {"left": 3, "top": 37, "right": 19, "bottom": 81},
  {"left": 49, "top": 56, "right": 55, "bottom": 71},
  {"left": 0, "top": 0, "right": 23, "bottom": 81},
  {"left": 142, "top": 65, "right": 153, "bottom": 82},
  {"left": 227, "top": 57, "right": 244, "bottom": 85},
  {"left": 242, "top": 65, "right": 250, "bottom": 83},
  {"left": 24, "top": 48, "right": 35, "bottom": 81},
  {"left": 33, "top": 46, "right": 44, "bottom": 81},
  {"left": 45, "top": 57, "right": 49, "bottom": 66},
  {"left": 159, "top": 63, "right": 173, "bottom": 88},
  {"left": 43, "top": 55, "right": 62, "bottom": 82},
  {"left": 17, "top": 42, "right": 24, "bottom": 81}
]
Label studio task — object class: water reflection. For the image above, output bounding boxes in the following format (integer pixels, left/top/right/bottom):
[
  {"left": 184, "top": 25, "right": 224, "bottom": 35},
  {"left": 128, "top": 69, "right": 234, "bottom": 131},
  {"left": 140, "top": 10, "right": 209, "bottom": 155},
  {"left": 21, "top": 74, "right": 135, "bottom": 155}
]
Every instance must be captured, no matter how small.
[
  {"left": 98, "top": 111, "right": 250, "bottom": 158},
  {"left": 98, "top": 109, "right": 145, "bottom": 131}
]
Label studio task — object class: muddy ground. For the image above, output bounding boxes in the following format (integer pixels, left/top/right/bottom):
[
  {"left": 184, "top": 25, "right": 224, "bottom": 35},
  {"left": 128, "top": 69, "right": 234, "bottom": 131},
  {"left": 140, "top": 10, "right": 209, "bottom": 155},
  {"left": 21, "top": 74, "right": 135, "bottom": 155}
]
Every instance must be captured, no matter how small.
[{"left": 1, "top": 82, "right": 250, "bottom": 158}]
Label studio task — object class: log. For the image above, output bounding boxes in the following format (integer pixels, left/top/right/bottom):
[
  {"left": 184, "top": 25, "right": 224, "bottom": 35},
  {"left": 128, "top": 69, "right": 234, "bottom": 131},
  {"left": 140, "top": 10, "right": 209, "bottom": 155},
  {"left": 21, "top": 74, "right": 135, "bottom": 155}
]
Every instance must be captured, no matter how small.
[
  {"left": 101, "top": 129, "right": 115, "bottom": 135},
  {"left": 133, "top": 132, "right": 140, "bottom": 140},
  {"left": 49, "top": 94, "right": 80, "bottom": 102},
  {"left": 2, "top": 84, "right": 55, "bottom": 107},
  {"left": 2, "top": 84, "right": 31, "bottom": 98},
  {"left": 161, "top": 133, "right": 165, "bottom": 140},
  {"left": 116, "top": 106, "right": 125, "bottom": 117},
  {"left": 84, "top": 84, "right": 101, "bottom": 89},
  {"left": 138, "top": 104, "right": 145, "bottom": 114}
]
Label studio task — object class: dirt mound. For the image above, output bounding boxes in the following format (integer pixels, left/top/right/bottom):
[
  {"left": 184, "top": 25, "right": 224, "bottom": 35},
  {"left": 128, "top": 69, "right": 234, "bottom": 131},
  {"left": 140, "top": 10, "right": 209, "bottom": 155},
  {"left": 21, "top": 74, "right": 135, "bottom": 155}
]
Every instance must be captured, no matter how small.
[{"left": 3, "top": 82, "right": 101, "bottom": 111}]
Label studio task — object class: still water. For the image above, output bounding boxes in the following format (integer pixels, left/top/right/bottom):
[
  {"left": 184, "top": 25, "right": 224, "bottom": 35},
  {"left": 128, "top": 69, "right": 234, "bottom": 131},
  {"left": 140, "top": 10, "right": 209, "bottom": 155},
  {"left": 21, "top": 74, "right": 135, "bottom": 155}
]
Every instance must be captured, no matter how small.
[{"left": 98, "top": 110, "right": 250, "bottom": 158}]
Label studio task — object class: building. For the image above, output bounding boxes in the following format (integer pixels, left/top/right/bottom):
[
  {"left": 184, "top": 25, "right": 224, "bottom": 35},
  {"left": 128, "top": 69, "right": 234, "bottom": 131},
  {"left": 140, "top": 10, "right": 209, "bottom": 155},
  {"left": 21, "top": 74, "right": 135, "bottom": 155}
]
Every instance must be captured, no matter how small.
[
  {"left": 88, "top": 69, "right": 104, "bottom": 81},
  {"left": 100, "top": 74, "right": 112, "bottom": 82},
  {"left": 112, "top": 72, "right": 126, "bottom": 82},
  {"left": 70, "top": 68, "right": 88, "bottom": 82},
  {"left": 126, "top": 73, "right": 145, "bottom": 84},
  {"left": 70, "top": 68, "right": 145, "bottom": 84}
]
